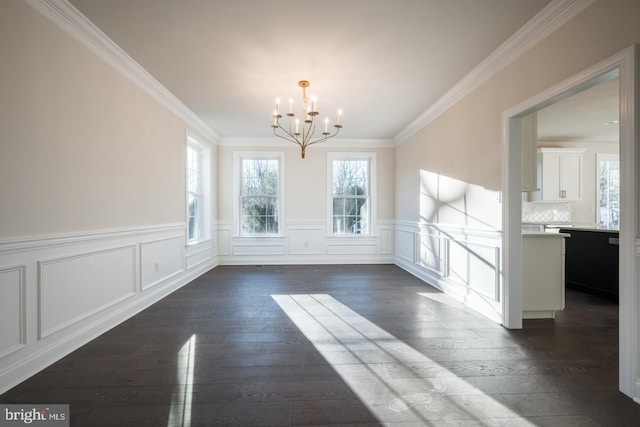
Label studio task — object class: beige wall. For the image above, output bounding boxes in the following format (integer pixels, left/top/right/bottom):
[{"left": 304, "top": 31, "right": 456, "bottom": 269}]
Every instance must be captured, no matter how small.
[
  {"left": 217, "top": 144, "right": 395, "bottom": 226},
  {"left": 4, "top": 0, "right": 637, "bottom": 238},
  {"left": 395, "top": 0, "right": 640, "bottom": 228},
  {"left": 0, "top": 0, "right": 212, "bottom": 239}
]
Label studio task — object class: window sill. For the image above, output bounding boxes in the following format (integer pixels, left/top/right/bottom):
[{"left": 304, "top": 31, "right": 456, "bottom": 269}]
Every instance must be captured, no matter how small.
[{"left": 186, "top": 237, "right": 212, "bottom": 247}]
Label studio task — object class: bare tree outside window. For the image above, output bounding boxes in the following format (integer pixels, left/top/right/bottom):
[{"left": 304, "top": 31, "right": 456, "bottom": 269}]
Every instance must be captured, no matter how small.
[
  {"left": 242, "top": 159, "right": 279, "bottom": 234},
  {"left": 332, "top": 160, "right": 369, "bottom": 234},
  {"left": 598, "top": 155, "right": 620, "bottom": 229},
  {"left": 187, "top": 145, "right": 203, "bottom": 241}
]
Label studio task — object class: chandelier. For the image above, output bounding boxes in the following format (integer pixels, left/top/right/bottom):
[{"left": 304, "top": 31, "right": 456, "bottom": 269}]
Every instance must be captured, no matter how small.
[{"left": 271, "top": 80, "right": 342, "bottom": 159}]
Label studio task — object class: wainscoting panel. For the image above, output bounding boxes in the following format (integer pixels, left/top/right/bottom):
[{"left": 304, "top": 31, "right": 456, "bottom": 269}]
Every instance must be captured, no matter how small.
[
  {"left": 217, "top": 226, "right": 232, "bottom": 256},
  {"left": 326, "top": 238, "right": 378, "bottom": 255},
  {"left": 215, "top": 220, "right": 394, "bottom": 264},
  {"left": 232, "top": 241, "right": 287, "bottom": 256},
  {"left": 395, "top": 228, "right": 416, "bottom": 263},
  {"left": 0, "top": 224, "right": 215, "bottom": 396},
  {"left": 448, "top": 240, "right": 501, "bottom": 301},
  {"left": 417, "top": 232, "right": 447, "bottom": 276},
  {"left": 38, "top": 245, "right": 137, "bottom": 338},
  {"left": 379, "top": 225, "right": 394, "bottom": 255},
  {"left": 0, "top": 266, "right": 26, "bottom": 359},
  {"left": 395, "top": 221, "right": 503, "bottom": 323},
  {"left": 288, "top": 228, "right": 324, "bottom": 255},
  {"left": 141, "top": 236, "right": 184, "bottom": 290},
  {"left": 186, "top": 239, "right": 214, "bottom": 270}
]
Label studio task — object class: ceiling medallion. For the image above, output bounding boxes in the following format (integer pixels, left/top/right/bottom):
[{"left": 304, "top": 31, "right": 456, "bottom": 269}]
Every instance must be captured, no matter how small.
[{"left": 271, "top": 80, "right": 342, "bottom": 159}]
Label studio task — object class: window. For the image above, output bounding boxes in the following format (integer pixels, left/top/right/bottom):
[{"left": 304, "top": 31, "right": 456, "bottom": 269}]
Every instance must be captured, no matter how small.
[
  {"left": 234, "top": 152, "right": 284, "bottom": 236},
  {"left": 328, "top": 152, "right": 376, "bottom": 235},
  {"left": 597, "top": 154, "right": 620, "bottom": 229},
  {"left": 186, "top": 135, "right": 211, "bottom": 243}
]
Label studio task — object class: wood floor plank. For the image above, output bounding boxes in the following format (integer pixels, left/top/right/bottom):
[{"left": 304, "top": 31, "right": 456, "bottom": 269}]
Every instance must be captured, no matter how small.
[{"left": 2, "top": 264, "right": 639, "bottom": 426}]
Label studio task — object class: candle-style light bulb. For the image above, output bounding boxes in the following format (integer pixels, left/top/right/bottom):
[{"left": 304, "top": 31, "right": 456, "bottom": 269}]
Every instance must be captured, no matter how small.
[
  {"left": 324, "top": 117, "right": 329, "bottom": 133},
  {"left": 275, "top": 98, "right": 280, "bottom": 115},
  {"left": 295, "top": 118, "right": 299, "bottom": 133},
  {"left": 273, "top": 110, "right": 278, "bottom": 125},
  {"left": 337, "top": 109, "right": 343, "bottom": 126},
  {"left": 289, "top": 98, "right": 293, "bottom": 114}
]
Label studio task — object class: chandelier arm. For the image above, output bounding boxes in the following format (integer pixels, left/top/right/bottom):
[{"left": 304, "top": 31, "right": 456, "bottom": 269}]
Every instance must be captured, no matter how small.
[
  {"left": 307, "top": 125, "right": 342, "bottom": 146},
  {"left": 272, "top": 124, "right": 302, "bottom": 147},
  {"left": 274, "top": 116, "right": 299, "bottom": 139},
  {"left": 302, "top": 117, "right": 318, "bottom": 147},
  {"left": 306, "top": 136, "right": 329, "bottom": 146}
]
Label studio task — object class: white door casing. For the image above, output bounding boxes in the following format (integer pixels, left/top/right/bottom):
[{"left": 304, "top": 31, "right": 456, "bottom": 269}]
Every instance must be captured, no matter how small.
[{"left": 502, "top": 45, "right": 638, "bottom": 400}]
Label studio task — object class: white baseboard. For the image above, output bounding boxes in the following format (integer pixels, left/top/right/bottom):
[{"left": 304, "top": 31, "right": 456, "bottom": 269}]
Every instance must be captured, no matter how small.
[{"left": 0, "top": 225, "right": 215, "bottom": 395}]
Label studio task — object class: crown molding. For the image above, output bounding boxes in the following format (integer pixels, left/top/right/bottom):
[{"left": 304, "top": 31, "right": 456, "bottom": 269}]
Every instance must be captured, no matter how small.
[
  {"left": 218, "top": 137, "right": 395, "bottom": 149},
  {"left": 393, "top": 0, "right": 597, "bottom": 145},
  {"left": 24, "top": 0, "right": 219, "bottom": 142}
]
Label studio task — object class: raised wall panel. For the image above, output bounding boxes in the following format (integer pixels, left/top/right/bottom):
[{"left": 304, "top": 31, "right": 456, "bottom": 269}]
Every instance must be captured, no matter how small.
[
  {"left": 394, "top": 222, "right": 503, "bottom": 323},
  {"left": 233, "top": 243, "right": 285, "bottom": 256},
  {"left": 186, "top": 240, "right": 213, "bottom": 270},
  {"left": 0, "top": 266, "right": 26, "bottom": 358},
  {"left": 141, "top": 236, "right": 184, "bottom": 290},
  {"left": 217, "top": 228, "right": 231, "bottom": 256},
  {"left": 217, "top": 220, "right": 393, "bottom": 264},
  {"left": 326, "top": 239, "right": 377, "bottom": 256},
  {"left": 38, "top": 245, "right": 137, "bottom": 338},
  {"left": 379, "top": 227, "right": 393, "bottom": 255},
  {"left": 395, "top": 229, "right": 415, "bottom": 262},
  {"left": 448, "top": 241, "right": 500, "bottom": 301},
  {"left": 0, "top": 224, "right": 214, "bottom": 395},
  {"left": 418, "top": 233, "right": 447, "bottom": 276},
  {"left": 288, "top": 229, "right": 323, "bottom": 255}
]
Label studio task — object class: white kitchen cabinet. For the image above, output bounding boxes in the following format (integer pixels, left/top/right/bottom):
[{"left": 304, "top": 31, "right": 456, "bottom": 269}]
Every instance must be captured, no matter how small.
[
  {"left": 522, "top": 232, "right": 569, "bottom": 319},
  {"left": 539, "top": 148, "right": 585, "bottom": 201}
]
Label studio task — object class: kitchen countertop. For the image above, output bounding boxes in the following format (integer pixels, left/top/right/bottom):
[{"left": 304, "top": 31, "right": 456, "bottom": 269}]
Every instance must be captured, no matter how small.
[
  {"left": 522, "top": 231, "right": 570, "bottom": 237},
  {"left": 523, "top": 223, "right": 619, "bottom": 233},
  {"left": 556, "top": 226, "right": 619, "bottom": 233}
]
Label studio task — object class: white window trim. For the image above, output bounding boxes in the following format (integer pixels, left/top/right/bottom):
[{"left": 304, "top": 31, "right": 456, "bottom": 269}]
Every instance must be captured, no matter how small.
[
  {"left": 186, "top": 133, "right": 212, "bottom": 245},
  {"left": 233, "top": 151, "right": 285, "bottom": 237},
  {"left": 326, "top": 152, "right": 377, "bottom": 237}
]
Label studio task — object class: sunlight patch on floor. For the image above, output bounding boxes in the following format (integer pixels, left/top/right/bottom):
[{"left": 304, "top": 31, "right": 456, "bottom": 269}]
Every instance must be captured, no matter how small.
[
  {"left": 272, "top": 294, "right": 536, "bottom": 425},
  {"left": 168, "top": 334, "right": 196, "bottom": 427}
]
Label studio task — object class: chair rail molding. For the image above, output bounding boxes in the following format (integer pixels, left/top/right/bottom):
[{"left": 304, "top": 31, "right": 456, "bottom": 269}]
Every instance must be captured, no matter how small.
[{"left": 0, "top": 223, "right": 215, "bottom": 395}]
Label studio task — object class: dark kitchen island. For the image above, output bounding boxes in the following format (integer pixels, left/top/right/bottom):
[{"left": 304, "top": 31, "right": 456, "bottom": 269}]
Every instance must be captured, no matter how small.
[{"left": 558, "top": 227, "right": 619, "bottom": 300}]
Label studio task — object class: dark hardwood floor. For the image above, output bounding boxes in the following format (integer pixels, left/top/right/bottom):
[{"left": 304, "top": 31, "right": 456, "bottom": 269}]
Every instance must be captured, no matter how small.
[{"left": 2, "top": 264, "right": 639, "bottom": 426}]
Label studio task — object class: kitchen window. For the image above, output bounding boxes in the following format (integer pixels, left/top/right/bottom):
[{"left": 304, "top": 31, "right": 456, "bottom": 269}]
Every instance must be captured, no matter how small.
[{"left": 597, "top": 154, "right": 620, "bottom": 229}]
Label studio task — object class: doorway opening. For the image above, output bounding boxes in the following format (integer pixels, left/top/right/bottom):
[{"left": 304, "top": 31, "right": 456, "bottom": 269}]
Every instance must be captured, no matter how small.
[{"left": 502, "top": 46, "right": 638, "bottom": 399}]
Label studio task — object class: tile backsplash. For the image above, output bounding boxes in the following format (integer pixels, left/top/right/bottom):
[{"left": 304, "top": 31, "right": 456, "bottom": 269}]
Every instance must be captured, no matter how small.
[{"left": 522, "top": 202, "right": 571, "bottom": 224}]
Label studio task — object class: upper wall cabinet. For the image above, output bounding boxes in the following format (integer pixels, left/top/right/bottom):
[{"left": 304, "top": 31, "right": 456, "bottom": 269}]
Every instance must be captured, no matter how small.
[{"left": 539, "top": 148, "right": 585, "bottom": 201}]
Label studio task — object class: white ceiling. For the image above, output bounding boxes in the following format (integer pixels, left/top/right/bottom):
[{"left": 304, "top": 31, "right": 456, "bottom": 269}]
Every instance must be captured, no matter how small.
[
  {"left": 537, "top": 76, "right": 619, "bottom": 143},
  {"left": 67, "top": 0, "right": 555, "bottom": 142}
]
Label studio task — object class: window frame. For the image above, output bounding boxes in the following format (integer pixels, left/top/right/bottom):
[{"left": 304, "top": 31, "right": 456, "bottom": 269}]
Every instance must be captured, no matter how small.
[
  {"left": 186, "top": 134, "right": 211, "bottom": 245},
  {"left": 327, "top": 152, "right": 377, "bottom": 237},
  {"left": 233, "top": 151, "right": 285, "bottom": 237}
]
